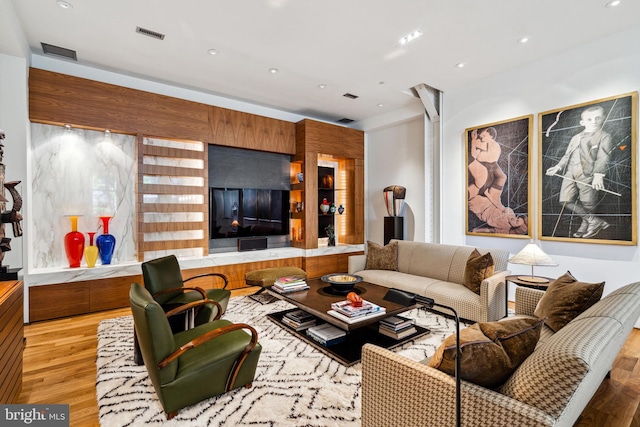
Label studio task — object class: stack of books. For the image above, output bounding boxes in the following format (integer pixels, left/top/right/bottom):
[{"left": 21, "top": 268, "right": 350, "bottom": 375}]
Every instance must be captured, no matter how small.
[
  {"left": 378, "top": 315, "right": 417, "bottom": 339},
  {"left": 271, "top": 276, "right": 309, "bottom": 294},
  {"left": 306, "top": 323, "right": 347, "bottom": 347},
  {"left": 281, "top": 309, "right": 316, "bottom": 331},
  {"left": 327, "top": 299, "right": 386, "bottom": 324}
]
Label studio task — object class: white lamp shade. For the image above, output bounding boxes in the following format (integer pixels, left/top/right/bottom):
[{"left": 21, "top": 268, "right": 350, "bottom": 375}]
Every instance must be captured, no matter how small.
[{"left": 509, "top": 243, "right": 558, "bottom": 267}]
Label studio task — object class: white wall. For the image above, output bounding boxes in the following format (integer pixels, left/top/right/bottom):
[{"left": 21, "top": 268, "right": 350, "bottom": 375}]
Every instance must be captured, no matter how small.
[
  {"left": 0, "top": 52, "right": 28, "bottom": 272},
  {"left": 365, "top": 116, "right": 425, "bottom": 244},
  {"left": 443, "top": 25, "right": 640, "bottom": 298}
]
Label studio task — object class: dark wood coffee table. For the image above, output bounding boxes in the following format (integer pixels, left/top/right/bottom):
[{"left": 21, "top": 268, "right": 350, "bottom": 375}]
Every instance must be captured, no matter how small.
[{"left": 266, "top": 278, "right": 430, "bottom": 366}]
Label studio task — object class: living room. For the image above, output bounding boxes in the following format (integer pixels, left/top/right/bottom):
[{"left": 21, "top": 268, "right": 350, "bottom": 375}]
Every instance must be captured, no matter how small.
[{"left": 1, "top": 1, "right": 640, "bottom": 426}]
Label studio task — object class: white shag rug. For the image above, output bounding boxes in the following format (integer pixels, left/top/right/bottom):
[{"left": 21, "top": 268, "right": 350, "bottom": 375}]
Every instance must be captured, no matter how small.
[{"left": 96, "top": 297, "right": 459, "bottom": 426}]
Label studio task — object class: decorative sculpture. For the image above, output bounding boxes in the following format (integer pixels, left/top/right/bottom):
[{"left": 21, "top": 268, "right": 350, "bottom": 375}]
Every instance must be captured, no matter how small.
[
  {"left": 383, "top": 185, "right": 406, "bottom": 244},
  {"left": 383, "top": 185, "right": 406, "bottom": 217},
  {"left": 0, "top": 129, "right": 24, "bottom": 278}
]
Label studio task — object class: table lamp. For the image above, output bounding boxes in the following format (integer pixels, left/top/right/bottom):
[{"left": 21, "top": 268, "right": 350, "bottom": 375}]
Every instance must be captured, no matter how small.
[{"left": 508, "top": 243, "right": 558, "bottom": 284}]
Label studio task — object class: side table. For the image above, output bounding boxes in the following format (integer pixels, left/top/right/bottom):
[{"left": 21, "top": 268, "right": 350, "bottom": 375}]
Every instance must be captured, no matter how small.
[{"left": 505, "top": 275, "right": 555, "bottom": 316}]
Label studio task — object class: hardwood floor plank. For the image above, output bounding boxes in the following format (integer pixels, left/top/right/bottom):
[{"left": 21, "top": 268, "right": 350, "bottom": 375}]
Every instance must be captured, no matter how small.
[{"left": 15, "top": 293, "right": 640, "bottom": 426}]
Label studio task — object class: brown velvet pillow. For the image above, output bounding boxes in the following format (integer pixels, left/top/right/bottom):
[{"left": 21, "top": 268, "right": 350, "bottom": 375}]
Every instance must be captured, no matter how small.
[
  {"left": 534, "top": 271, "right": 604, "bottom": 332},
  {"left": 462, "top": 249, "right": 495, "bottom": 294},
  {"left": 427, "top": 317, "right": 544, "bottom": 389},
  {"left": 365, "top": 241, "right": 398, "bottom": 271}
]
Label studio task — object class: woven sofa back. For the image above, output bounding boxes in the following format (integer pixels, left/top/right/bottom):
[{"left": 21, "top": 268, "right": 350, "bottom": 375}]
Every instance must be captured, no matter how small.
[
  {"left": 500, "top": 281, "right": 640, "bottom": 420},
  {"left": 395, "top": 240, "right": 509, "bottom": 285}
]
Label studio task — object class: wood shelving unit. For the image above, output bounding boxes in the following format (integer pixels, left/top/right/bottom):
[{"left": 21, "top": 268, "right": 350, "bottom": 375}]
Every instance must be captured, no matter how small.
[{"left": 293, "top": 119, "right": 364, "bottom": 249}]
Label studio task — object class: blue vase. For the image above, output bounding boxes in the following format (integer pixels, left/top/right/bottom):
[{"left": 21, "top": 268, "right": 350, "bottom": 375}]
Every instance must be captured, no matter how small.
[{"left": 96, "top": 216, "right": 116, "bottom": 265}]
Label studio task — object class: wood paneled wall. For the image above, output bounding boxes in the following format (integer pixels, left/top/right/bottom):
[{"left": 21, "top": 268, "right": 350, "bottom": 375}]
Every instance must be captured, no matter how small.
[
  {"left": 296, "top": 119, "right": 364, "bottom": 159},
  {"left": 210, "top": 106, "right": 295, "bottom": 153},
  {"left": 0, "top": 281, "right": 23, "bottom": 403},
  {"left": 28, "top": 68, "right": 296, "bottom": 154}
]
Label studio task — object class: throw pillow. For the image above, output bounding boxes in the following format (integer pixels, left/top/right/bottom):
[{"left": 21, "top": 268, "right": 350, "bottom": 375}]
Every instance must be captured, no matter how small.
[
  {"left": 534, "top": 271, "right": 604, "bottom": 332},
  {"left": 365, "top": 241, "right": 398, "bottom": 271},
  {"left": 427, "top": 317, "right": 544, "bottom": 389},
  {"left": 462, "top": 249, "right": 495, "bottom": 294}
]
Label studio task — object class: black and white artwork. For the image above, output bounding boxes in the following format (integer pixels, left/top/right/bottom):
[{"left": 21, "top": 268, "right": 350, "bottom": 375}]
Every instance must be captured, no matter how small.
[{"left": 539, "top": 92, "right": 637, "bottom": 244}]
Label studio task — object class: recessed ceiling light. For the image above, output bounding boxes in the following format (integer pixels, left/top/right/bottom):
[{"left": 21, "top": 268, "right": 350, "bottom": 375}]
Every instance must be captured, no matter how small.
[
  {"left": 606, "top": 0, "right": 621, "bottom": 7},
  {"left": 377, "top": 103, "right": 384, "bottom": 108},
  {"left": 455, "top": 62, "right": 466, "bottom": 68},
  {"left": 207, "top": 49, "right": 218, "bottom": 55},
  {"left": 518, "top": 36, "right": 530, "bottom": 44},
  {"left": 378, "top": 81, "right": 385, "bottom": 85},
  {"left": 399, "top": 30, "right": 423, "bottom": 45},
  {"left": 269, "top": 68, "right": 279, "bottom": 74},
  {"left": 318, "top": 84, "right": 326, "bottom": 89},
  {"left": 56, "top": 0, "right": 73, "bottom": 9}
]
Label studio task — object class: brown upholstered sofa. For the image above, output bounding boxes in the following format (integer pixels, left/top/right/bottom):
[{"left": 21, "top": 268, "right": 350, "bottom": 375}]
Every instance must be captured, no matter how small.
[
  {"left": 361, "top": 281, "right": 640, "bottom": 427},
  {"left": 348, "top": 240, "right": 510, "bottom": 322}
]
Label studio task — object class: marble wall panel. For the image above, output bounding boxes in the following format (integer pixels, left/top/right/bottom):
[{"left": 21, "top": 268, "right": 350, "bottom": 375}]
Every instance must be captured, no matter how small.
[{"left": 31, "top": 123, "right": 137, "bottom": 268}]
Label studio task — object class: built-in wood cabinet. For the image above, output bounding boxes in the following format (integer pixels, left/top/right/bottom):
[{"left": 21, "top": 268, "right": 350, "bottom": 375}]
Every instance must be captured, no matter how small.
[
  {"left": 0, "top": 280, "right": 23, "bottom": 403},
  {"left": 26, "top": 70, "right": 366, "bottom": 322},
  {"left": 293, "top": 119, "right": 365, "bottom": 249}
]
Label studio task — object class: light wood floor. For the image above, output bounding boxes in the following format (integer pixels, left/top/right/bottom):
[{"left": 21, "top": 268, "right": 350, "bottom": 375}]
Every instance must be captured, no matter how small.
[{"left": 15, "top": 294, "right": 640, "bottom": 427}]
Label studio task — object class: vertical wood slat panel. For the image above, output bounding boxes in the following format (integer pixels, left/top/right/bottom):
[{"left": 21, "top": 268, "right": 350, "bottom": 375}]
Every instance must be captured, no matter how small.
[{"left": 137, "top": 136, "right": 209, "bottom": 261}]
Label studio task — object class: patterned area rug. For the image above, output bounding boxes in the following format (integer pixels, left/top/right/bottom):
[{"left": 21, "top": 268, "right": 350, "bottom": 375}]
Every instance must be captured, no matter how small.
[{"left": 96, "top": 297, "right": 459, "bottom": 426}]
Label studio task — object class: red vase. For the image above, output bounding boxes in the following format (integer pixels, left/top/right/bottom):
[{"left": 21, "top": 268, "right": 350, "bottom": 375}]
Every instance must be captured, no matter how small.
[{"left": 64, "top": 215, "right": 85, "bottom": 268}]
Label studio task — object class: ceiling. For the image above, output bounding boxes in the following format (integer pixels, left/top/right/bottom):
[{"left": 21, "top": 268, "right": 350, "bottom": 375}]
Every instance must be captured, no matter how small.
[{"left": 2, "top": 0, "right": 640, "bottom": 125}]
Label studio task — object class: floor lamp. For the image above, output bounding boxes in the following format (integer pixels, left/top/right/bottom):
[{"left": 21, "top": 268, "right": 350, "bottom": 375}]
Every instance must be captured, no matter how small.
[{"left": 384, "top": 288, "right": 461, "bottom": 427}]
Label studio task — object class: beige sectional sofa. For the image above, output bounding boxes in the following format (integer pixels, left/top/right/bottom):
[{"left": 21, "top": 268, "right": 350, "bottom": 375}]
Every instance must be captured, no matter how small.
[
  {"left": 361, "top": 281, "right": 640, "bottom": 427},
  {"left": 348, "top": 240, "right": 510, "bottom": 322}
]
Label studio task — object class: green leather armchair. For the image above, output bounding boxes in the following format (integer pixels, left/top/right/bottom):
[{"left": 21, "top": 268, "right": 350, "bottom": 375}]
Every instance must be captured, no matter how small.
[
  {"left": 129, "top": 283, "right": 262, "bottom": 420},
  {"left": 142, "top": 255, "right": 231, "bottom": 325}
]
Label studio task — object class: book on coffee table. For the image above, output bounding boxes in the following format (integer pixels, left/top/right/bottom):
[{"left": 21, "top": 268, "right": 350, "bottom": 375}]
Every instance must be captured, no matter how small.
[
  {"left": 306, "top": 323, "right": 346, "bottom": 347},
  {"left": 282, "top": 309, "right": 317, "bottom": 331},
  {"left": 327, "top": 308, "right": 386, "bottom": 324},
  {"left": 330, "top": 299, "right": 384, "bottom": 318}
]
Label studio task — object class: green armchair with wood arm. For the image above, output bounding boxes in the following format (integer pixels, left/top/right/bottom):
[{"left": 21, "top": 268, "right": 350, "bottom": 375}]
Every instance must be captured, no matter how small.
[{"left": 129, "top": 282, "right": 262, "bottom": 420}]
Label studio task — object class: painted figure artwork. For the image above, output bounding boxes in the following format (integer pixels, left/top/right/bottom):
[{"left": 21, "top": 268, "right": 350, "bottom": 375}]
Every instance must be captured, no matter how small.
[
  {"left": 540, "top": 92, "right": 637, "bottom": 244},
  {"left": 466, "top": 116, "right": 531, "bottom": 237}
]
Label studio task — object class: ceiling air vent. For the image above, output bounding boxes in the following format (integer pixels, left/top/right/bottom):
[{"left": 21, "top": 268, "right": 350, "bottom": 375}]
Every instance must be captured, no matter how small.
[
  {"left": 337, "top": 118, "right": 354, "bottom": 124},
  {"left": 343, "top": 93, "right": 359, "bottom": 100},
  {"left": 136, "top": 26, "right": 165, "bottom": 40},
  {"left": 41, "top": 43, "right": 77, "bottom": 61}
]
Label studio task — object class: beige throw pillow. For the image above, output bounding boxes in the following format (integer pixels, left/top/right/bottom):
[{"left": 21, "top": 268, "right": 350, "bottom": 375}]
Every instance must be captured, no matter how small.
[
  {"left": 427, "top": 317, "right": 544, "bottom": 389},
  {"left": 462, "top": 249, "right": 495, "bottom": 294},
  {"left": 534, "top": 271, "right": 604, "bottom": 332},
  {"left": 365, "top": 241, "right": 398, "bottom": 271}
]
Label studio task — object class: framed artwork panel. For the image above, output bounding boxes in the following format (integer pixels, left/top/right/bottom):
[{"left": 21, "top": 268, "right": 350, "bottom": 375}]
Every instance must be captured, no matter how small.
[
  {"left": 466, "top": 115, "right": 532, "bottom": 238},
  {"left": 539, "top": 92, "right": 637, "bottom": 245}
]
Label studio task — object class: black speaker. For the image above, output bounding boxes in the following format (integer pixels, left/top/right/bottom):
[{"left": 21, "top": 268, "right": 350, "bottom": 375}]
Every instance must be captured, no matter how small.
[{"left": 238, "top": 237, "right": 268, "bottom": 252}]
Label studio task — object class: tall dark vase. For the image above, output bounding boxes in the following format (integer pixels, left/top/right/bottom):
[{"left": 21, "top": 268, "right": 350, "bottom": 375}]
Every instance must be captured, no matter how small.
[
  {"left": 96, "top": 216, "right": 116, "bottom": 265},
  {"left": 64, "top": 215, "right": 84, "bottom": 268}
]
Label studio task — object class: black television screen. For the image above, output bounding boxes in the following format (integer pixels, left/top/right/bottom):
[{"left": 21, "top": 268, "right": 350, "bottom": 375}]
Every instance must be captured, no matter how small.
[{"left": 209, "top": 188, "right": 290, "bottom": 239}]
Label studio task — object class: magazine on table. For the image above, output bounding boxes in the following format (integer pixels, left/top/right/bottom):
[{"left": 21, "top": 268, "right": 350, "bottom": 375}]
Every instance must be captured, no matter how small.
[{"left": 330, "top": 299, "right": 384, "bottom": 318}]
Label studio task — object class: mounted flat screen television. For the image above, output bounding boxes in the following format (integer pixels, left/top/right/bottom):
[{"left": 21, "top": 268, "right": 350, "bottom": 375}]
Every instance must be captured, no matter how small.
[{"left": 209, "top": 188, "right": 290, "bottom": 239}]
